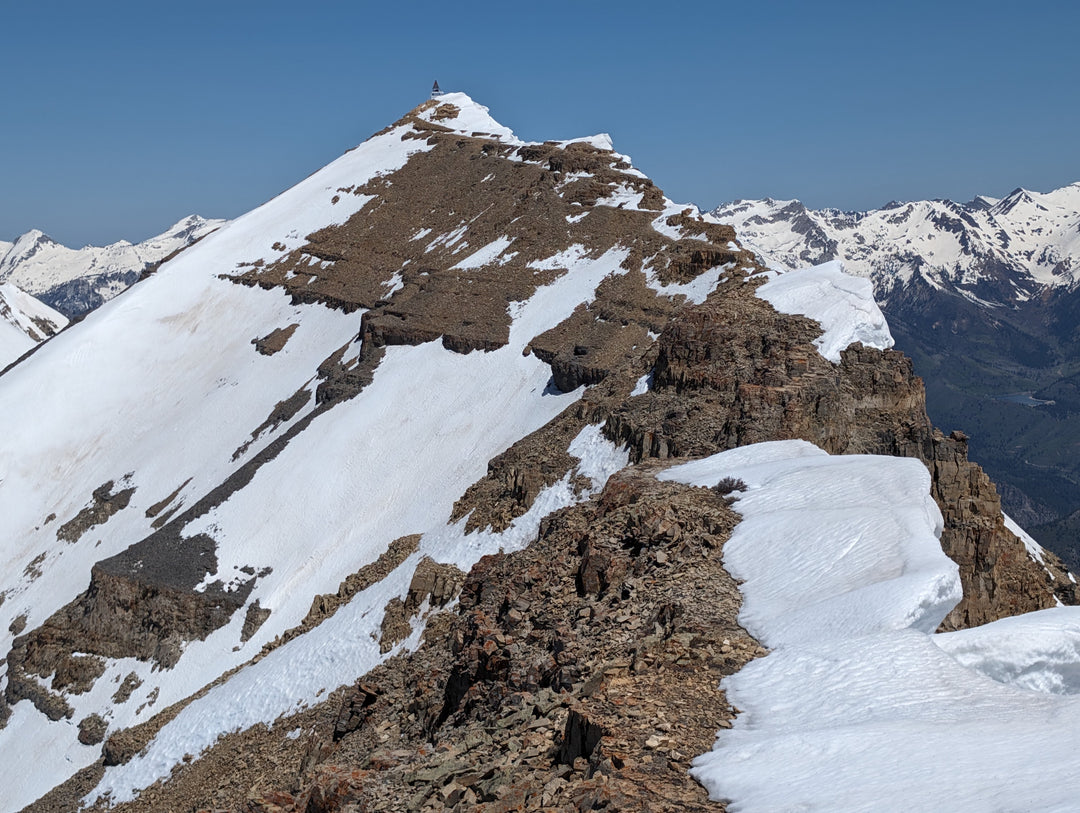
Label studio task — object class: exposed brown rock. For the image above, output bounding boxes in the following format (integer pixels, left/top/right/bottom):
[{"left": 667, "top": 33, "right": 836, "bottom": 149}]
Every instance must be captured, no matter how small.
[
  {"left": 56, "top": 479, "right": 136, "bottom": 544},
  {"left": 604, "top": 276, "right": 1076, "bottom": 628},
  {"left": 78, "top": 713, "right": 108, "bottom": 746},
  {"left": 145, "top": 479, "right": 192, "bottom": 519},
  {"left": 241, "top": 601, "right": 272, "bottom": 643},
  {"left": 112, "top": 671, "right": 143, "bottom": 704},
  {"left": 229, "top": 107, "right": 751, "bottom": 369},
  {"left": 252, "top": 324, "right": 299, "bottom": 356},
  {"left": 380, "top": 558, "right": 464, "bottom": 654}
]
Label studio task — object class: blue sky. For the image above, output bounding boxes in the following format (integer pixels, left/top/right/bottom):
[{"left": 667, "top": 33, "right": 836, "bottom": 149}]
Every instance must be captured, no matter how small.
[{"left": 2, "top": 0, "right": 1077, "bottom": 247}]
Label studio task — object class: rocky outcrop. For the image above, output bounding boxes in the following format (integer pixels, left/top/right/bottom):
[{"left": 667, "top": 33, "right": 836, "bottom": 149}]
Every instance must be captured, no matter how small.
[
  {"left": 5, "top": 534, "right": 255, "bottom": 722},
  {"left": 604, "top": 275, "right": 1076, "bottom": 628},
  {"left": 55, "top": 480, "right": 136, "bottom": 544},
  {"left": 75, "top": 466, "right": 758, "bottom": 813}
]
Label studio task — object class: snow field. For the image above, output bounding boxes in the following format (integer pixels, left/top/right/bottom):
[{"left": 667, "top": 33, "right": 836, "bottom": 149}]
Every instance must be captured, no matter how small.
[
  {"left": 661, "top": 440, "right": 1080, "bottom": 812},
  {"left": 755, "top": 261, "right": 894, "bottom": 363}
]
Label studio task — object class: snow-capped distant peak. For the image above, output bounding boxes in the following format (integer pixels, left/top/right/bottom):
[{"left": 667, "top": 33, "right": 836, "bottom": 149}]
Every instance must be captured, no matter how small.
[
  {"left": 711, "top": 180, "right": 1080, "bottom": 303},
  {"left": 0, "top": 215, "right": 226, "bottom": 317}
]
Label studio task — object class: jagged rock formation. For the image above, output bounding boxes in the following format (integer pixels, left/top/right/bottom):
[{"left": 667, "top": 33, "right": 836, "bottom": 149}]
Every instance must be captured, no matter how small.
[
  {"left": 3, "top": 95, "right": 1075, "bottom": 812},
  {"left": 602, "top": 277, "right": 1075, "bottom": 628}
]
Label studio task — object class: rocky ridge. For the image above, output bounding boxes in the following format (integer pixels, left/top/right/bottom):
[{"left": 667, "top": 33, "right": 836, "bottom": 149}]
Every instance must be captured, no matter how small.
[{"left": 3, "top": 96, "right": 1074, "bottom": 811}]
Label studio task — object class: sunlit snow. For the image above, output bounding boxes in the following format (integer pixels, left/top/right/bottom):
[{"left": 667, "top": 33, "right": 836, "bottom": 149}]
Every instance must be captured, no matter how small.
[
  {"left": 756, "top": 260, "right": 894, "bottom": 362},
  {"left": 662, "top": 441, "right": 1080, "bottom": 812}
]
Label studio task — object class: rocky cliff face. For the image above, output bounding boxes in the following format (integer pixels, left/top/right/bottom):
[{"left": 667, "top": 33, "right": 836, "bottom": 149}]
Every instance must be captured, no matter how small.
[{"left": 5, "top": 96, "right": 1075, "bottom": 812}]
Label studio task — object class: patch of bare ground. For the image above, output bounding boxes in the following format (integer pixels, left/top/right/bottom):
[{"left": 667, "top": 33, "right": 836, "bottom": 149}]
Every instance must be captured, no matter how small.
[
  {"left": 252, "top": 323, "right": 300, "bottom": 356},
  {"left": 56, "top": 479, "right": 136, "bottom": 544},
  {"left": 144, "top": 479, "right": 192, "bottom": 520}
]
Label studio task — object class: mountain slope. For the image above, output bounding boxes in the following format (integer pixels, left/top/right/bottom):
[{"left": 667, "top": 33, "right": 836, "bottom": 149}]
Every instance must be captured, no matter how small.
[
  {"left": 0, "top": 283, "right": 67, "bottom": 370},
  {"left": 2, "top": 96, "right": 1074, "bottom": 812},
  {"left": 0, "top": 215, "right": 224, "bottom": 318},
  {"left": 0, "top": 93, "right": 755, "bottom": 810},
  {"left": 710, "top": 187, "right": 1080, "bottom": 562}
]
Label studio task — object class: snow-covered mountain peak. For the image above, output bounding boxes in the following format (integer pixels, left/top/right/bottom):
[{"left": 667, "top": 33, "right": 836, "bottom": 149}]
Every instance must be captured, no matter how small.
[
  {"left": 415, "top": 91, "right": 521, "bottom": 143},
  {"left": 711, "top": 180, "right": 1080, "bottom": 304},
  {"left": 0, "top": 215, "right": 225, "bottom": 317},
  {"left": 6, "top": 228, "right": 55, "bottom": 258},
  {"left": 0, "top": 93, "right": 761, "bottom": 810}
]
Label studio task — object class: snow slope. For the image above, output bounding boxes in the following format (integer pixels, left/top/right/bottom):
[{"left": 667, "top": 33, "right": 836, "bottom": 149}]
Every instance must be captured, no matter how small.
[
  {"left": 711, "top": 182, "right": 1080, "bottom": 305},
  {"left": 0, "top": 282, "right": 67, "bottom": 369},
  {"left": 0, "top": 215, "right": 224, "bottom": 317},
  {"left": 663, "top": 441, "right": 1080, "bottom": 812},
  {"left": 0, "top": 93, "right": 721, "bottom": 810}
]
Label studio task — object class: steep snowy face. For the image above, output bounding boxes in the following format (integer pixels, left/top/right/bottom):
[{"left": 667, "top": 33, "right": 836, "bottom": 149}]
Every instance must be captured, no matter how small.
[
  {"left": 0, "top": 215, "right": 225, "bottom": 317},
  {"left": 0, "top": 282, "right": 68, "bottom": 369},
  {"left": 0, "top": 93, "right": 759, "bottom": 810},
  {"left": 711, "top": 181, "right": 1080, "bottom": 306}
]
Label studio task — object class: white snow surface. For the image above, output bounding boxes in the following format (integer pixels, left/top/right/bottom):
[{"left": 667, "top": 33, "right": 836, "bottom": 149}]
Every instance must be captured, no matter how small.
[
  {"left": 661, "top": 440, "right": 1080, "bottom": 812},
  {"left": 756, "top": 260, "right": 894, "bottom": 362},
  {"left": 0, "top": 282, "right": 68, "bottom": 368}
]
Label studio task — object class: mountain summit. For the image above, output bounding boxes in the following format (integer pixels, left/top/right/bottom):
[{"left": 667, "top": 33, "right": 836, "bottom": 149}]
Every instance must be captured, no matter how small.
[{"left": 3, "top": 95, "right": 1078, "bottom": 812}]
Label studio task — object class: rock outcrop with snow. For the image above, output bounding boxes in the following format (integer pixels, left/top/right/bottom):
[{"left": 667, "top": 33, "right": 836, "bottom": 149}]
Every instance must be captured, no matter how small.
[{"left": 1, "top": 95, "right": 1075, "bottom": 813}]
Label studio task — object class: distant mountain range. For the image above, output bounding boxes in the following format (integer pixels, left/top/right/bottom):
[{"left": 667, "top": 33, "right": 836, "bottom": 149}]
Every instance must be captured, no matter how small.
[
  {"left": 712, "top": 183, "right": 1080, "bottom": 306},
  {"left": 0, "top": 215, "right": 224, "bottom": 319},
  {"left": 711, "top": 184, "right": 1080, "bottom": 564}
]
